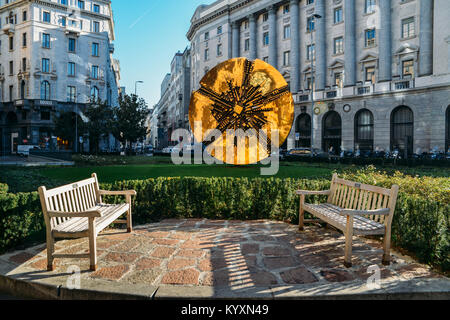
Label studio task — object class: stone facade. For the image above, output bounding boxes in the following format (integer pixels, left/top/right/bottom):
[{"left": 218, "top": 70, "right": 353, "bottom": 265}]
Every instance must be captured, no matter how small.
[
  {"left": 151, "top": 47, "right": 191, "bottom": 149},
  {"left": 187, "top": 0, "right": 450, "bottom": 155},
  {"left": 0, "top": 0, "right": 120, "bottom": 154}
]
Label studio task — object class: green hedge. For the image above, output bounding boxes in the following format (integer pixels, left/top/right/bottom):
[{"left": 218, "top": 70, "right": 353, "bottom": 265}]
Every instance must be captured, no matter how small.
[
  {"left": 0, "top": 174, "right": 448, "bottom": 272},
  {"left": 0, "top": 183, "right": 8, "bottom": 194}
]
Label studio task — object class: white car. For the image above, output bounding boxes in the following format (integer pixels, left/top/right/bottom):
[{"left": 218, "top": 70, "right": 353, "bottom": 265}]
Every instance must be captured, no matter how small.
[{"left": 17, "top": 145, "right": 40, "bottom": 157}]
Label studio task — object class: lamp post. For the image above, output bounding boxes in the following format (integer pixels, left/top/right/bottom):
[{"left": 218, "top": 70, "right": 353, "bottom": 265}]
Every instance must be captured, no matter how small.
[
  {"left": 135, "top": 80, "right": 144, "bottom": 96},
  {"left": 310, "top": 14, "right": 322, "bottom": 157}
]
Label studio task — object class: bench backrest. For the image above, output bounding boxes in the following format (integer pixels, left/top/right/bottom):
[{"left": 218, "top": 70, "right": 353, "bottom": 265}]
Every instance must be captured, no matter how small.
[
  {"left": 38, "top": 174, "right": 101, "bottom": 230},
  {"left": 327, "top": 174, "right": 399, "bottom": 226}
]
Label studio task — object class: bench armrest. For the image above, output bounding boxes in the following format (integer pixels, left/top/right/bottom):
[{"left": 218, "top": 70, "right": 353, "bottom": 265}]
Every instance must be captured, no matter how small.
[
  {"left": 339, "top": 208, "right": 391, "bottom": 217},
  {"left": 296, "top": 190, "right": 331, "bottom": 196},
  {"left": 47, "top": 210, "right": 103, "bottom": 218},
  {"left": 98, "top": 190, "right": 137, "bottom": 196}
]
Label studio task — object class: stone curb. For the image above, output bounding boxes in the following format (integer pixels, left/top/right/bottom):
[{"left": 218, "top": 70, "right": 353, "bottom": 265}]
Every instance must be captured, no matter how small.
[{"left": 1, "top": 272, "right": 449, "bottom": 300}]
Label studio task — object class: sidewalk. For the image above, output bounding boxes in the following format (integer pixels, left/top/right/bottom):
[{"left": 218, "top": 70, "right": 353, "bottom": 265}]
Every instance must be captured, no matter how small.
[
  {"left": 0, "top": 156, "right": 74, "bottom": 167},
  {"left": 0, "top": 219, "right": 448, "bottom": 300}
]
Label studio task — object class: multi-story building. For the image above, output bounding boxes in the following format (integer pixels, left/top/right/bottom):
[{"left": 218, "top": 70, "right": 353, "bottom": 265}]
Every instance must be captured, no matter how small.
[
  {"left": 187, "top": 0, "right": 450, "bottom": 156},
  {"left": 0, "top": 0, "right": 120, "bottom": 154},
  {"left": 153, "top": 47, "right": 191, "bottom": 149}
]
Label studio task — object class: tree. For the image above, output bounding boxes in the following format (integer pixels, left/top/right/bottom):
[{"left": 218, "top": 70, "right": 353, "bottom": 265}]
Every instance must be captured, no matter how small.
[
  {"left": 84, "top": 100, "right": 114, "bottom": 154},
  {"left": 112, "top": 94, "right": 150, "bottom": 152}
]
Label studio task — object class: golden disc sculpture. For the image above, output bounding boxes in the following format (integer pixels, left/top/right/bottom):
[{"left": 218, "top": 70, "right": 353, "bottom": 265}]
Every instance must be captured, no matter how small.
[{"left": 189, "top": 58, "right": 294, "bottom": 165}]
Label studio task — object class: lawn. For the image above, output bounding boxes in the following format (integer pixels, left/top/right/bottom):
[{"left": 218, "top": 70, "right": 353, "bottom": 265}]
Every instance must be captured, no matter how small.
[{"left": 1, "top": 155, "right": 449, "bottom": 193}]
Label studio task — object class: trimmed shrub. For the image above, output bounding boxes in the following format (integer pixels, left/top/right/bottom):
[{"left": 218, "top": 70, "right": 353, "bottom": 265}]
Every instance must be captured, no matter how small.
[
  {"left": 0, "top": 173, "right": 448, "bottom": 272},
  {"left": 0, "top": 183, "right": 8, "bottom": 194}
]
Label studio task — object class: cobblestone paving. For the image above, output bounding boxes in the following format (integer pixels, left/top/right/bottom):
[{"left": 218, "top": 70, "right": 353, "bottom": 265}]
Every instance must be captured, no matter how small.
[{"left": 1, "top": 219, "right": 445, "bottom": 289}]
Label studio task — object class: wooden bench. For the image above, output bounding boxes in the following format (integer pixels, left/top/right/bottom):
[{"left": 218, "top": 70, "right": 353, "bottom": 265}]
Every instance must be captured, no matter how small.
[
  {"left": 38, "top": 173, "right": 137, "bottom": 271},
  {"left": 297, "top": 174, "right": 399, "bottom": 268}
]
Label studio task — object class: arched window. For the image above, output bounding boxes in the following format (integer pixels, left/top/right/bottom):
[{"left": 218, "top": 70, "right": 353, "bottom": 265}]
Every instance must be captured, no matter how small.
[
  {"left": 40, "top": 81, "right": 50, "bottom": 100},
  {"left": 391, "top": 106, "right": 414, "bottom": 157},
  {"left": 354, "top": 109, "right": 374, "bottom": 152},
  {"left": 322, "top": 111, "right": 342, "bottom": 154},
  {"left": 90, "top": 86, "right": 99, "bottom": 102},
  {"left": 295, "top": 113, "right": 311, "bottom": 148},
  {"left": 446, "top": 106, "right": 450, "bottom": 153}
]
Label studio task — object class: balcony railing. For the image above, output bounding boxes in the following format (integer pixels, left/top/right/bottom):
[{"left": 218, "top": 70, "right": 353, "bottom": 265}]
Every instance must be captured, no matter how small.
[{"left": 357, "top": 86, "right": 371, "bottom": 95}]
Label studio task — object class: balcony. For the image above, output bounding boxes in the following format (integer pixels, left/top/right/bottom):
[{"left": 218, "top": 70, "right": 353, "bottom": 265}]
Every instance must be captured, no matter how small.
[
  {"left": 2, "top": 23, "right": 15, "bottom": 35},
  {"left": 393, "top": 79, "right": 415, "bottom": 91}
]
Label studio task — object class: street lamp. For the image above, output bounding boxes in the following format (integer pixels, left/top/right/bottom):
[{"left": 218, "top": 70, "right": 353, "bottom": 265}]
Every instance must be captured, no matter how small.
[
  {"left": 135, "top": 80, "right": 144, "bottom": 96},
  {"left": 310, "top": 14, "right": 321, "bottom": 157}
]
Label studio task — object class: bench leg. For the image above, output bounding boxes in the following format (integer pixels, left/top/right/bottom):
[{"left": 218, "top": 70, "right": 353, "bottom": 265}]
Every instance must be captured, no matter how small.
[
  {"left": 88, "top": 218, "right": 97, "bottom": 271},
  {"left": 126, "top": 195, "right": 133, "bottom": 233},
  {"left": 344, "top": 216, "right": 354, "bottom": 268},
  {"left": 382, "top": 230, "right": 391, "bottom": 266},
  {"left": 46, "top": 233, "right": 55, "bottom": 272},
  {"left": 298, "top": 195, "right": 305, "bottom": 231}
]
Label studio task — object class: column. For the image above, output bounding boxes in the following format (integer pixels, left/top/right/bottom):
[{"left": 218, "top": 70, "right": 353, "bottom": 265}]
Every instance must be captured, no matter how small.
[
  {"left": 419, "top": 0, "right": 434, "bottom": 76},
  {"left": 232, "top": 21, "right": 240, "bottom": 58},
  {"left": 268, "top": 5, "right": 278, "bottom": 68},
  {"left": 378, "top": 0, "right": 392, "bottom": 82},
  {"left": 249, "top": 14, "right": 257, "bottom": 60},
  {"left": 315, "top": 0, "right": 326, "bottom": 91},
  {"left": 344, "top": 0, "right": 356, "bottom": 86},
  {"left": 290, "top": 0, "right": 300, "bottom": 93}
]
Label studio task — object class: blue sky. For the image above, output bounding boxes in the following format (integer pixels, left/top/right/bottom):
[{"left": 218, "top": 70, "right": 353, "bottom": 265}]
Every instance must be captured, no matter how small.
[{"left": 112, "top": 0, "right": 210, "bottom": 108}]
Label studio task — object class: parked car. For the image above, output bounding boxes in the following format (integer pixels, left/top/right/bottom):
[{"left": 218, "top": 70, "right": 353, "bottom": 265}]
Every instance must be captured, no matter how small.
[
  {"left": 144, "top": 145, "right": 154, "bottom": 156},
  {"left": 17, "top": 145, "right": 40, "bottom": 157}
]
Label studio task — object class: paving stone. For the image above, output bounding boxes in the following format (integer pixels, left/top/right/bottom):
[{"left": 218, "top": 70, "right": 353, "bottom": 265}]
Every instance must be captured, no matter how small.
[
  {"left": 168, "top": 232, "right": 192, "bottom": 240},
  {"left": 135, "top": 257, "right": 162, "bottom": 270},
  {"left": 30, "top": 258, "right": 61, "bottom": 270},
  {"left": 177, "top": 249, "right": 205, "bottom": 258},
  {"left": 198, "top": 258, "right": 229, "bottom": 271},
  {"left": 145, "top": 231, "right": 171, "bottom": 239},
  {"left": 150, "top": 247, "right": 176, "bottom": 258},
  {"left": 395, "top": 264, "right": 442, "bottom": 280},
  {"left": 91, "top": 265, "right": 130, "bottom": 280},
  {"left": 320, "top": 269, "right": 356, "bottom": 283},
  {"left": 112, "top": 239, "right": 142, "bottom": 252},
  {"left": 280, "top": 267, "right": 319, "bottom": 284},
  {"left": 240, "top": 244, "right": 259, "bottom": 255},
  {"left": 354, "top": 266, "right": 394, "bottom": 281},
  {"left": 124, "top": 269, "right": 162, "bottom": 284},
  {"left": 8, "top": 252, "right": 35, "bottom": 265},
  {"left": 263, "top": 257, "right": 296, "bottom": 269},
  {"left": 104, "top": 252, "right": 141, "bottom": 263},
  {"left": 96, "top": 239, "right": 122, "bottom": 250},
  {"left": 101, "top": 233, "right": 133, "bottom": 241},
  {"left": 161, "top": 269, "right": 200, "bottom": 285},
  {"left": 242, "top": 268, "right": 278, "bottom": 286},
  {"left": 201, "top": 270, "right": 240, "bottom": 287},
  {"left": 167, "top": 258, "right": 197, "bottom": 270},
  {"left": 151, "top": 238, "right": 180, "bottom": 246},
  {"left": 262, "top": 246, "right": 291, "bottom": 257},
  {"left": 181, "top": 240, "right": 214, "bottom": 250}
]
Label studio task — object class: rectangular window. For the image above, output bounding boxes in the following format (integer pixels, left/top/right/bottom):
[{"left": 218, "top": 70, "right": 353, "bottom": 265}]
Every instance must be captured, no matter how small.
[
  {"left": 334, "top": 7, "right": 343, "bottom": 24},
  {"left": 307, "top": 44, "right": 315, "bottom": 60},
  {"left": 93, "top": 21, "right": 100, "bottom": 32},
  {"left": 283, "top": 51, "right": 290, "bottom": 66},
  {"left": 365, "top": 0, "right": 376, "bottom": 14},
  {"left": 402, "top": 17, "right": 415, "bottom": 38},
  {"left": 68, "top": 62, "right": 76, "bottom": 76},
  {"left": 263, "top": 13, "right": 268, "bottom": 22},
  {"left": 61, "top": 0, "right": 68, "bottom": 5},
  {"left": 22, "top": 33, "right": 26, "bottom": 47},
  {"left": 68, "top": 38, "right": 76, "bottom": 52},
  {"left": 61, "top": 16, "right": 66, "bottom": 27},
  {"left": 365, "top": 29, "right": 376, "bottom": 47},
  {"left": 67, "top": 86, "right": 76, "bottom": 102},
  {"left": 335, "top": 72, "right": 343, "bottom": 88},
  {"left": 283, "top": 4, "right": 290, "bottom": 14},
  {"left": 42, "top": 58, "right": 50, "bottom": 73},
  {"left": 78, "top": 0, "right": 85, "bottom": 10},
  {"left": 334, "top": 37, "right": 344, "bottom": 54},
  {"left": 244, "top": 38, "right": 250, "bottom": 51},
  {"left": 92, "top": 42, "right": 99, "bottom": 56},
  {"left": 9, "top": 36, "right": 13, "bottom": 50},
  {"left": 9, "top": 61, "right": 13, "bottom": 75},
  {"left": 9, "top": 85, "right": 14, "bottom": 102},
  {"left": 205, "top": 32, "right": 209, "bottom": 40},
  {"left": 217, "top": 26, "right": 222, "bottom": 35},
  {"left": 217, "top": 43, "right": 222, "bottom": 56},
  {"left": 263, "top": 32, "right": 269, "bottom": 46},
  {"left": 307, "top": 0, "right": 314, "bottom": 4},
  {"left": 307, "top": 16, "right": 315, "bottom": 32},
  {"left": 283, "top": 25, "right": 291, "bottom": 39},
  {"left": 402, "top": 60, "right": 414, "bottom": 78},
  {"left": 42, "top": 33, "right": 50, "bottom": 48},
  {"left": 365, "top": 66, "right": 376, "bottom": 82},
  {"left": 91, "top": 65, "right": 99, "bottom": 79},
  {"left": 204, "top": 48, "right": 209, "bottom": 61},
  {"left": 93, "top": 4, "right": 100, "bottom": 13},
  {"left": 22, "top": 11, "right": 27, "bottom": 21},
  {"left": 43, "top": 11, "right": 50, "bottom": 23},
  {"left": 22, "top": 58, "right": 26, "bottom": 72},
  {"left": 41, "top": 112, "right": 50, "bottom": 121},
  {"left": 244, "top": 20, "right": 249, "bottom": 30}
]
